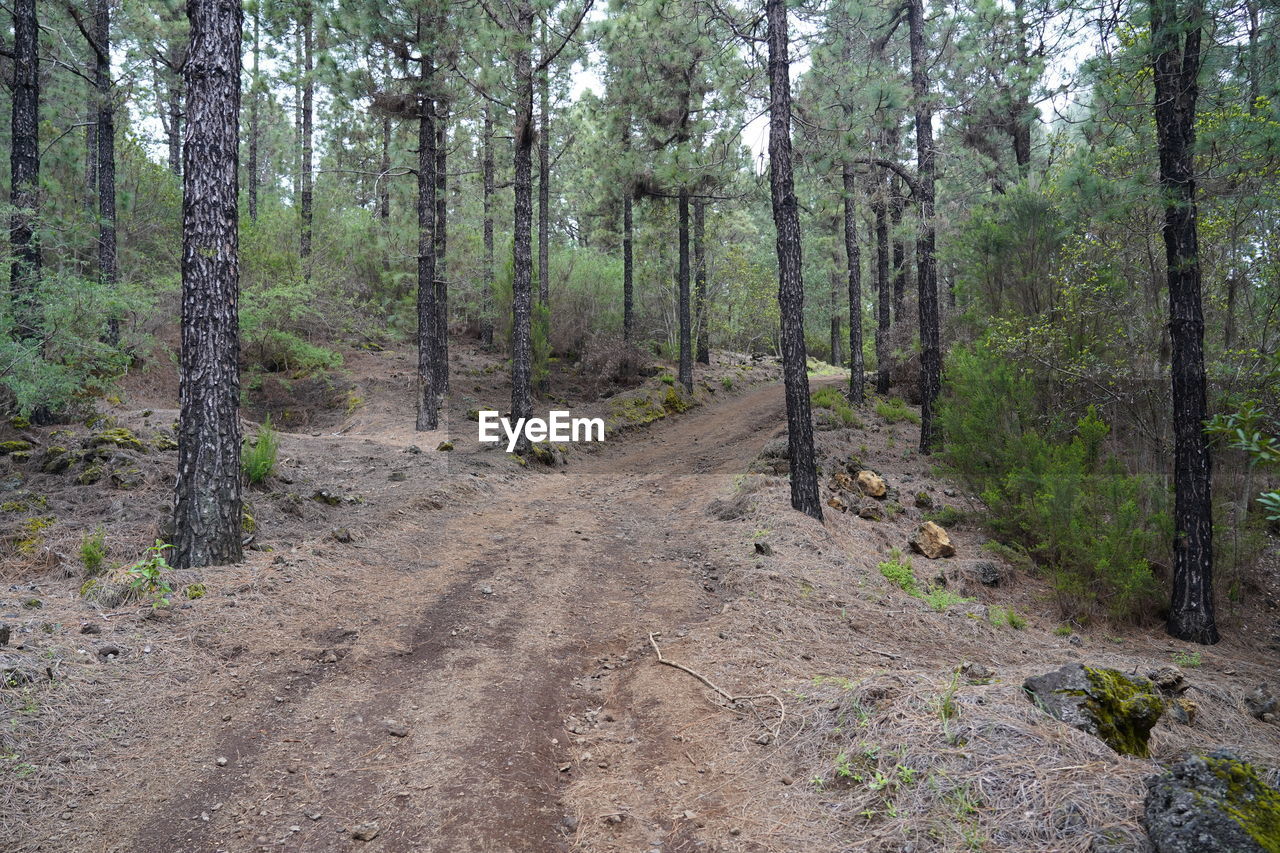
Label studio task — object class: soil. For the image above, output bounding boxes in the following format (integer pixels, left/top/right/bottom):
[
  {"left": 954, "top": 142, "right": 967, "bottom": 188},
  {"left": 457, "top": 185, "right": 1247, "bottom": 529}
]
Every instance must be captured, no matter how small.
[{"left": 0, "top": 338, "right": 1277, "bottom": 853}]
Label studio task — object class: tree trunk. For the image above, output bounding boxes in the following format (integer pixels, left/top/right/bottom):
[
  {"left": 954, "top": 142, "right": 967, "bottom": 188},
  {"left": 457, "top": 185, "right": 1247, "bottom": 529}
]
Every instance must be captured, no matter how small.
[
  {"left": 379, "top": 116, "right": 391, "bottom": 221},
  {"left": 829, "top": 236, "right": 841, "bottom": 368},
  {"left": 873, "top": 179, "right": 890, "bottom": 395},
  {"left": 300, "top": 4, "right": 314, "bottom": 280},
  {"left": 623, "top": 194, "right": 634, "bottom": 343},
  {"left": 168, "top": 76, "right": 183, "bottom": 177},
  {"left": 890, "top": 177, "right": 906, "bottom": 323},
  {"left": 908, "top": 0, "right": 941, "bottom": 453},
  {"left": 509, "top": 7, "right": 536, "bottom": 453},
  {"left": 1152, "top": 0, "right": 1217, "bottom": 644},
  {"left": 248, "top": 3, "right": 260, "bottom": 222},
  {"left": 435, "top": 96, "right": 449, "bottom": 398},
  {"left": 1010, "top": 0, "right": 1033, "bottom": 173},
  {"left": 694, "top": 199, "right": 709, "bottom": 364},
  {"left": 10, "top": 0, "right": 40, "bottom": 343},
  {"left": 843, "top": 163, "right": 864, "bottom": 404},
  {"left": 677, "top": 189, "right": 693, "bottom": 393},
  {"left": 482, "top": 104, "right": 495, "bottom": 347},
  {"left": 767, "top": 0, "right": 822, "bottom": 521},
  {"left": 94, "top": 0, "right": 119, "bottom": 344},
  {"left": 538, "top": 20, "right": 551, "bottom": 307},
  {"left": 173, "top": 0, "right": 243, "bottom": 569},
  {"left": 415, "top": 97, "right": 440, "bottom": 431}
]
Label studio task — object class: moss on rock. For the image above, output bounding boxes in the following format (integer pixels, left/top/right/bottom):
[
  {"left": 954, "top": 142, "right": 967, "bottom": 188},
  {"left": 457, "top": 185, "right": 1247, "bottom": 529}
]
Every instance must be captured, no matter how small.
[
  {"left": 1144, "top": 751, "right": 1280, "bottom": 853},
  {"left": 88, "top": 428, "right": 144, "bottom": 452},
  {"left": 1024, "top": 663, "right": 1164, "bottom": 757},
  {"left": 0, "top": 440, "right": 32, "bottom": 455}
]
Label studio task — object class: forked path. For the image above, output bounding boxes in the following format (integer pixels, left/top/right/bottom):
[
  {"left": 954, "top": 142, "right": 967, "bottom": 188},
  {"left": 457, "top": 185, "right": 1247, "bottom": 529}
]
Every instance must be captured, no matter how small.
[{"left": 128, "top": 381, "right": 796, "bottom": 853}]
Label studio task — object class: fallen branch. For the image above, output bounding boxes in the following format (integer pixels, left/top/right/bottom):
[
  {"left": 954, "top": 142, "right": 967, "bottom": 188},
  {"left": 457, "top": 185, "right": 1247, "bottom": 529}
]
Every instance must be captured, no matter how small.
[{"left": 648, "top": 632, "right": 785, "bottom": 737}]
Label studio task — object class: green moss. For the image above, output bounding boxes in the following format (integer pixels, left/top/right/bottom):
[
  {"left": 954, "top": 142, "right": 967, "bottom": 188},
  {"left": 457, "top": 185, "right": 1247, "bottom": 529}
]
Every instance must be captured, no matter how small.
[
  {"left": 1204, "top": 754, "right": 1280, "bottom": 850},
  {"left": 1, "top": 501, "right": 27, "bottom": 513},
  {"left": 40, "top": 446, "right": 73, "bottom": 474},
  {"left": 9, "top": 415, "right": 30, "bottom": 429},
  {"left": 436, "top": 440, "right": 454, "bottom": 451},
  {"left": 610, "top": 395, "right": 669, "bottom": 427},
  {"left": 79, "top": 578, "right": 100, "bottom": 598},
  {"left": 77, "top": 463, "right": 105, "bottom": 486},
  {"left": 1080, "top": 666, "right": 1165, "bottom": 758},
  {"left": 182, "top": 583, "right": 207, "bottom": 600},
  {"left": 530, "top": 443, "right": 556, "bottom": 465},
  {"left": 663, "top": 386, "right": 690, "bottom": 413},
  {"left": 0, "top": 440, "right": 32, "bottom": 455},
  {"left": 88, "top": 428, "right": 144, "bottom": 452},
  {"left": 152, "top": 433, "right": 178, "bottom": 451}
]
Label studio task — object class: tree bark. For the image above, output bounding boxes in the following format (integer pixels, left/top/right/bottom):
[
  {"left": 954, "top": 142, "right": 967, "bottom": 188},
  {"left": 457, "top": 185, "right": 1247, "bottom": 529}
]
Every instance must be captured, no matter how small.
[
  {"left": 300, "top": 3, "right": 314, "bottom": 280},
  {"left": 509, "top": 6, "right": 536, "bottom": 453},
  {"left": 1152, "top": 0, "right": 1217, "bottom": 644},
  {"left": 168, "top": 75, "right": 183, "bottom": 177},
  {"left": 538, "top": 19, "right": 551, "bottom": 307},
  {"left": 873, "top": 178, "right": 890, "bottom": 395},
  {"left": 767, "top": 0, "right": 822, "bottom": 521},
  {"left": 173, "top": 0, "right": 243, "bottom": 569},
  {"left": 380, "top": 116, "right": 391, "bottom": 221},
  {"left": 694, "top": 199, "right": 709, "bottom": 364},
  {"left": 890, "top": 177, "right": 906, "bottom": 323},
  {"left": 908, "top": 0, "right": 941, "bottom": 453},
  {"left": 677, "top": 189, "right": 693, "bottom": 393},
  {"left": 843, "top": 163, "right": 865, "bottom": 404},
  {"left": 415, "top": 96, "right": 440, "bottom": 431},
  {"left": 435, "top": 96, "right": 449, "bottom": 398},
  {"left": 10, "top": 0, "right": 40, "bottom": 343},
  {"left": 623, "top": 194, "right": 634, "bottom": 343},
  {"left": 829, "top": 234, "right": 841, "bottom": 368},
  {"left": 94, "top": 0, "right": 119, "bottom": 344},
  {"left": 482, "top": 104, "right": 495, "bottom": 347}
]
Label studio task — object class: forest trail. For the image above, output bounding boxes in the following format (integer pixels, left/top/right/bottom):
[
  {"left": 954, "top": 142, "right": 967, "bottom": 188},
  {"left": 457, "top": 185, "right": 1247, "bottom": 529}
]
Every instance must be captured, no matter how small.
[{"left": 119, "top": 378, "right": 800, "bottom": 852}]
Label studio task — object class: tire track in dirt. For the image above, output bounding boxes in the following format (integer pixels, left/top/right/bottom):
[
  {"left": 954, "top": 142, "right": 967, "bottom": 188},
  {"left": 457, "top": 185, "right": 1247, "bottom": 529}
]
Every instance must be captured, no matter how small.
[{"left": 126, "top": 380, "right": 799, "bottom": 852}]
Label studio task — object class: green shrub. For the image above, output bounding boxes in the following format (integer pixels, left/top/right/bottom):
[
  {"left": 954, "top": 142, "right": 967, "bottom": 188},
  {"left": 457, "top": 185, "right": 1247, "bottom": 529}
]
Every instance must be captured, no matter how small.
[
  {"left": 938, "top": 341, "right": 1169, "bottom": 622},
  {"left": 242, "top": 416, "right": 280, "bottom": 484},
  {"left": 124, "top": 541, "right": 176, "bottom": 609},
  {"left": 989, "top": 605, "right": 1027, "bottom": 629},
  {"left": 878, "top": 549, "right": 919, "bottom": 595},
  {"left": 721, "top": 376, "right": 734, "bottom": 390},
  {"left": 875, "top": 397, "right": 920, "bottom": 425},
  {"left": 924, "top": 587, "right": 971, "bottom": 612},
  {"left": 812, "top": 387, "right": 861, "bottom": 427},
  {"left": 79, "top": 527, "right": 107, "bottom": 575}
]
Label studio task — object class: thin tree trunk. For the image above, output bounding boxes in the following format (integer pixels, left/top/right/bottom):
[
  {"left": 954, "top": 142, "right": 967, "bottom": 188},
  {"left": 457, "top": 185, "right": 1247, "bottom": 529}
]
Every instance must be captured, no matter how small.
[
  {"left": 908, "top": 0, "right": 941, "bottom": 453},
  {"left": 1153, "top": 0, "right": 1217, "bottom": 644},
  {"left": 1010, "top": 0, "right": 1033, "bottom": 172},
  {"left": 10, "top": 0, "right": 40, "bottom": 343},
  {"left": 379, "top": 116, "right": 391, "bottom": 221},
  {"left": 677, "top": 189, "right": 692, "bottom": 393},
  {"left": 767, "top": 0, "right": 822, "bottom": 521},
  {"left": 482, "top": 104, "right": 495, "bottom": 347},
  {"left": 168, "top": 75, "right": 183, "bottom": 177},
  {"left": 844, "top": 163, "right": 864, "bottom": 404},
  {"left": 538, "top": 19, "right": 551, "bottom": 307},
  {"left": 509, "top": 6, "right": 536, "bottom": 452},
  {"left": 94, "top": 0, "right": 119, "bottom": 344},
  {"left": 300, "top": 4, "right": 314, "bottom": 280},
  {"left": 873, "top": 179, "right": 890, "bottom": 395},
  {"left": 173, "top": 0, "right": 243, "bottom": 569},
  {"left": 694, "top": 199, "right": 709, "bottom": 364},
  {"left": 435, "top": 95, "right": 449, "bottom": 398},
  {"left": 415, "top": 94, "right": 439, "bottom": 431},
  {"left": 623, "top": 194, "right": 634, "bottom": 343},
  {"left": 829, "top": 234, "right": 841, "bottom": 368},
  {"left": 890, "top": 177, "right": 906, "bottom": 323},
  {"left": 248, "top": 3, "right": 260, "bottom": 222}
]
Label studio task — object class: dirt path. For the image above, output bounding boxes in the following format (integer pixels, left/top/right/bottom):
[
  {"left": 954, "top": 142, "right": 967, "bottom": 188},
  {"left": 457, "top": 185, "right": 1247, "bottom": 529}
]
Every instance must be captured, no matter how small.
[{"left": 117, "top": 381, "right": 793, "bottom": 852}]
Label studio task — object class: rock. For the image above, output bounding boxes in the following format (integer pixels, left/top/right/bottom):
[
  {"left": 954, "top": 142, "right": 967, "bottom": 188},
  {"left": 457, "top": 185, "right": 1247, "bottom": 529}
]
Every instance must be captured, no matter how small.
[
  {"left": 388, "top": 471, "right": 407, "bottom": 482},
  {"left": 1143, "top": 751, "right": 1280, "bottom": 853},
  {"left": 757, "top": 437, "right": 789, "bottom": 460},
  {"left": 1145, "top": 665, "right": 1187, "bottom": 696},
  {"left": 96, "top": 645, "right": 122, "bottom": 660},
  {"left": 754, "top": 542, "right": 773, "bottom": 556},
  {"left": 384, "top": 720, "right": 409, "bottom": 737},
  {"left": 969, "top": 560, "right": 1002, "bottom": 586},
  {"left": 1168, "top": 697, "right": 1197, "bottom": 726},
  {"left": 826, "top": 495, "right": 849, "bottom": 513},
  {"left": 1023, "top": 663, "right": 1164, "bottom": 756},
  {"left": 352, "top": 821, "right": 380, "bottom": 841},
  {"left": 0, "top": 654, "right": 40, "bottom": 687},
  {"left": 1245, "top": 684, "right": 1276, "bottom": 721},
  {"left": 87, "top": 428, "right": 144, "bottom": 452},
  {"left": 909, "top": 521, "right": 955, "bottom": 559},
  {"left": 829, "top": 471, "right": 855, "bottom": 492},
  {"left": 0, "top": 440, "right": 33, "bottom": 456},
  {"left": 959, "top": 661, "right": 993, "bottom": 683},
  {"left": 436, "top": 440, "right": 454, "bottom": 451},
  {"left": 331, "top": 527, "right": 353, "bottom": 543},
  {"left": 857, "top": 502, "right": 884, "bottom": 522},
  {"left": 109, "top": 466, "right": 143, "bottom": 490},
  {"left": 913, "top": 491, "right": 934, "bottom": 509},
  {"left": 40, "top": 447, "right": 73, "bottom": 474},
  {"left": 215, "top": 756, "right": 228, "bottom": 766},
  {"left": 0, "top": 625, "right": 8, "bottom": 647},
  {"left": 79, "top": 622, "right": 101, "bottom": 635},
  {"left": 856, "top": 470, "right": 887, "bottom": 498},
  {"left": 311, "top": 489, "right": 341, "bottom": 506}
]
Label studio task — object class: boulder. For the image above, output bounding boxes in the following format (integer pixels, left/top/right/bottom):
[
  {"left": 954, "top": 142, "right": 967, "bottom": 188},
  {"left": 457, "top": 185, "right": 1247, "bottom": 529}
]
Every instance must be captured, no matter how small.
[
  {"left": 826, "top": 495, "right": 849, "bottom": 513},
  {"left": 1143, "top": 751, "right": 1280, "bottom": 853},
  {"left": 855, "top": 470, "right": 886, "bottom": 498},
  {"left": 1023, "top": 663, "right": 1164, "bottom": 757},
  {"left": 1145, "top": 665, "right": 1187, "bottom": 696},
  {"left": 857, "top": 501, "right": 884, "bottom": 522},
  {"left": 913, "top": 490, "right": 934, "bottom": 509},
  {"left": 829, "top": 471, "right": 855, "bottom": 493},
  {"left": 909, "top": 521, "right": 955, "bottom": 559},
  {"left": 1245, "top": 683, "right": 1276, "bottom": 722}
]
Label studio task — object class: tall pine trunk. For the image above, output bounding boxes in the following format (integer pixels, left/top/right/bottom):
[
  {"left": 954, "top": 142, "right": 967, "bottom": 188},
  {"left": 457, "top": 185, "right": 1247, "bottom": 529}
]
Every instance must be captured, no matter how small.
[
  {"left": 908, "top": 0, "right": 941, "bottom": 453},
  {"left": 873, "top": 177, "right": 890, "bottom": 395},
  {"left": 538, "top": 20, "right": 551, "bottom": 307},
  {"left": 415, "top": 96, "right": 439, "bottom": 431},
  {"left": 829, "top": 234, "right": 841, "bottom": 369},
  {"left": 509, "top": 7, "right": 536, "bottom": 452},
  {"left": 482, "top": 104, "right": 495, "bottom": 347},
  {"left": 248, "top": 3, "right": 260, "bottom": 222},
  {"left": 10, "top": 0, "right": 40, "bottom": 343},
  {"left": 890, "top": 178, "right": 906, "bottom": 323},
  {"left": 173, "top": 0, "right": 243, "bottom": 569},
  {"left": 767, "top": 0, "right": 822, "bottom": 521},
  {"left": 843, "top": 163, "right": 864, "bottom": 404},
  {"left": 677, "top": 189, "right": 692, "bottom": 393},
  {"left": 1153, "top": 0, "right": 1217, "bottom": 644},
  {"left": 167, "top": 76, "right": 183, "bottom": 177},
  {"left": 694, "top": 199, "right": 709, "bottom": 364},
  {"left": 94, "top": 0, "right": 119, "bottom": 344},
  {"left": 435, "top": 96, "right": 449, "bottom": 398},
  {"left": 379, "top": 116, "right": 391, "bottom": 221},
  {"left": 623, "top": 194, "right": 634, "bottom": 343},
  {"left": 299, "top": 4, "right": 314, "bottom": 280}
]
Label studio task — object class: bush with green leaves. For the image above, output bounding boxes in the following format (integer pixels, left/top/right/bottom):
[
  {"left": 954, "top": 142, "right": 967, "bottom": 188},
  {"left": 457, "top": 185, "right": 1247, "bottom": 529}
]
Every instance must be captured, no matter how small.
[
  {"left": 125, "top": 541, "right": 176, "bottom": 609},
  {"left": 79, "top": 527, "right": 108, "bottom": 575},
  {"left": 242, "top": 417, "right": 280, "bottom": 484},
  {"left": 938, "top": 341, "right": 1169, "bottom": 622}
]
